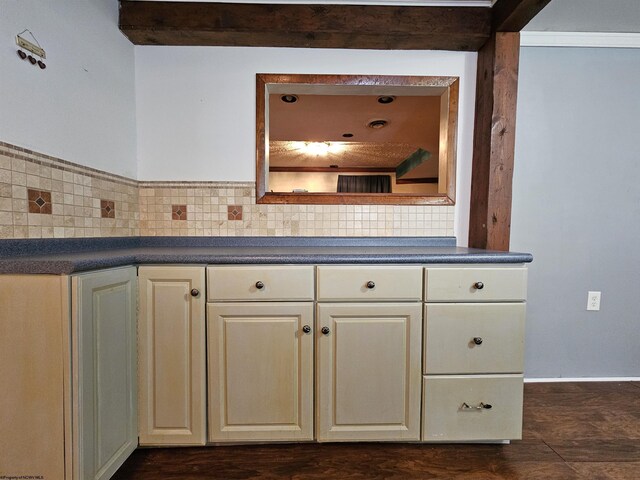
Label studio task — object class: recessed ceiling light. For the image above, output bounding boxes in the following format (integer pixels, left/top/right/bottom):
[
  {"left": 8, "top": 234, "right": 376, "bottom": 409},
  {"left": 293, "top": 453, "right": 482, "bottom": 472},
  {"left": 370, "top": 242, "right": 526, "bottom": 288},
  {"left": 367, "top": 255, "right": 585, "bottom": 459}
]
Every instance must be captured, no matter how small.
[
  {"left": 342, "top": 133, "right": 354, "bottom": 138},
  {"left": 377, "top": 96, "right": 395, "bottom": 104},
  {"left": 367, "top": 119, "right": 388, "bottom": 129},
  {"left": 281, "top": 94, "right": 298, "bottom": 103}
]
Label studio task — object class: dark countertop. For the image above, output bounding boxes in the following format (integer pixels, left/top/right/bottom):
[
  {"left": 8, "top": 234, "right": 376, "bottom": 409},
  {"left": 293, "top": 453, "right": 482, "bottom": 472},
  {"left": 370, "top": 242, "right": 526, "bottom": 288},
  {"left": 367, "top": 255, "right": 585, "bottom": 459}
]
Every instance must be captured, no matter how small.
[{"left": 0, "top": 237, "right": 533, "bottom": 274}]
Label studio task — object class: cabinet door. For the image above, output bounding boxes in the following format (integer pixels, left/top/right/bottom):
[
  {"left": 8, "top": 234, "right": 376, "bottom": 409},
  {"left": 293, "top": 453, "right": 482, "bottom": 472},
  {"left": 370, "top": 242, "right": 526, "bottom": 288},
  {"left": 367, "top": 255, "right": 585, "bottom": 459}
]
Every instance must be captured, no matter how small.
[
  {"left": 73, "top": 267, "right": 137, "bottom": 480},
  {"left": 208, "top": 302, "right": 314, "bottom": 442},
  {"left": 138, "top": 266, "right": 206, "bottom": 445},
  {"left": 316, "top": 303, "right": 422, "bottom": 442}
]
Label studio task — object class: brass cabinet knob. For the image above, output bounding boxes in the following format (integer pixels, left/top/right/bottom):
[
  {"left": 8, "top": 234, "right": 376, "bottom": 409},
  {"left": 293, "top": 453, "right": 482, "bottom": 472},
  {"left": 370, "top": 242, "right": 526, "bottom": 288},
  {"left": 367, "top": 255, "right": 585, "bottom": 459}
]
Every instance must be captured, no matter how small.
[{"left": 255, "top": 281, "right": 265, "bottom": 289}]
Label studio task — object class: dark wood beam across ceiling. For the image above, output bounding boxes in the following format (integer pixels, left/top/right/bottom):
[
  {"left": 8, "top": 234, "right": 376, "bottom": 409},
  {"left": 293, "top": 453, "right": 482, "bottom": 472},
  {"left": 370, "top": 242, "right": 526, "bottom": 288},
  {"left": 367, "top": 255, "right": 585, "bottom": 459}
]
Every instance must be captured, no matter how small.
[{"left": 119, "top": 1, "right": 491, "bottom": 51}]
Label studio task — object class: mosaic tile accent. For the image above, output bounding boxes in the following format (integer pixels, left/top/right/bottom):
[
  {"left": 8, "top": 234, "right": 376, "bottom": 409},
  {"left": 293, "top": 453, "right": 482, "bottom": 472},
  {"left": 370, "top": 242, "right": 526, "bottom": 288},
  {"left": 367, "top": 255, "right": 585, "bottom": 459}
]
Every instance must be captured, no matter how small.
[
  {"left": 100, "top": 200, "right": 115, "bottom": 218},
  {"left": 172, "top": 204, "right": 187, "bottom": 221},
  {"left": 28, "top": 189, "right": 52, "bottom": 214},
  {"left": 0, "top": 141, "right": 455, "bottom": 239},
  {"left": 227, "top": 205, "right": 243, "bottom": 221},
  {"left": 138, "top": 182, "right": 455, "bottom": 237},
  {"left": 0, "top": 142, "right": 139, "bottom": 239}
]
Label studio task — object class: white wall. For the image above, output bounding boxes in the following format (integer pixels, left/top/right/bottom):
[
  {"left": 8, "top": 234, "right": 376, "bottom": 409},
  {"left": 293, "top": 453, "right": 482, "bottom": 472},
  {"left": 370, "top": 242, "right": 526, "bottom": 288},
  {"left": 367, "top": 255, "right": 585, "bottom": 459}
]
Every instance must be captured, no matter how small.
[
  {"left": 512, "top": 46, "right": 640, "bottom": 378},
  {"left": 0, "top": 0, "right": 137, "bottom": 178},
  {"left": 135, "top": 46, "right": 476, "bottom": 242}
]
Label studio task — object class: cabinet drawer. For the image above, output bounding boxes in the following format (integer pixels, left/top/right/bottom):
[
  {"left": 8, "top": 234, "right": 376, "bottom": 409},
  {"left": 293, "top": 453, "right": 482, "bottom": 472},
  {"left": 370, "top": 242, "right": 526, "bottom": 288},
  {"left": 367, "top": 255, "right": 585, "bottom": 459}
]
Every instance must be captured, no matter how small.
[
  {"left": 422, "top": 375, "right": 523, "bottom": 442},
  {"left": 424, "top": 303, "right": 525, "bottom": 374},
  {"left": 207, "top": 266, "right": 314, "bottom": 301},
  {"left": 317, "top": 266, "right": 422, "bottom": 302},
  {"left": 424, "top": 267, "right": 527, "bottom": 302}
]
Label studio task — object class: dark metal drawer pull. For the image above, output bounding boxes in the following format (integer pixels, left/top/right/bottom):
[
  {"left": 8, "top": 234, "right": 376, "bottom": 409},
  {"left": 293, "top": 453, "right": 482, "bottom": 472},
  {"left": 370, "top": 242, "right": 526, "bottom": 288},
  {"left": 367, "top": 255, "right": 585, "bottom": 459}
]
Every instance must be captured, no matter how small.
[{"left": 461, "top": 402, "right": 492, "bottom": 410}]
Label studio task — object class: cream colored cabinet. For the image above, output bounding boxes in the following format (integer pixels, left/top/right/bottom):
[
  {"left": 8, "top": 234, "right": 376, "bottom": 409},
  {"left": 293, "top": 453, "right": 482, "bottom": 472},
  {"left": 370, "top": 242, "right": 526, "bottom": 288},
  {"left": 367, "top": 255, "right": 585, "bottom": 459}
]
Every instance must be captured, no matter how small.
[
  {"left": 207, "top": 302, "right": 314, "bottom": 442},
  {"left": 206, "top": 265, "right": 315, "bottom": 442},
  {"left": 0, "top": 275, "right": 71, "bottom": 479},
  {"left": 138, "top": 266, "right": 206, "bottom": 445},
  {"left": 422, "top": 265, "right": 527, "bottom": 442},
  {"left": 72, "top": 267, "right": 138, "bottom": 480},
  {"left": 316, "top": 303, "right": 422, "bottom": 441},
  {"left": 316, "top": 266, "right": 423, "bottom": 442},
  {"left": 1, "top": 268, "right": 137, "bottom": 480}
]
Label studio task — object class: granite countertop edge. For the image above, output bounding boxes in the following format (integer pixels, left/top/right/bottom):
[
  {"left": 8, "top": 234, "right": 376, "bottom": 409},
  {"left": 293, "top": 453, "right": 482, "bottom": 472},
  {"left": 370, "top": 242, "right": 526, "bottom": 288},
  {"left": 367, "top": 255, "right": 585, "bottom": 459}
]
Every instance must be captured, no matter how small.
[{"left": 0, "top": 248, "right": 532, "bottom": 275}]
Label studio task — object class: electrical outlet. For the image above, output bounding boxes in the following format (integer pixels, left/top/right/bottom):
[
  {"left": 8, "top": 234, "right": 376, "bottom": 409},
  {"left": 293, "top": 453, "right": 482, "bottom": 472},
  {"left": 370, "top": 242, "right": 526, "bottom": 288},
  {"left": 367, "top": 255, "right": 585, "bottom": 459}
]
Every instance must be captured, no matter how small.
[{"left": 587, "top": 291, "right": 601, "bottom": 311}]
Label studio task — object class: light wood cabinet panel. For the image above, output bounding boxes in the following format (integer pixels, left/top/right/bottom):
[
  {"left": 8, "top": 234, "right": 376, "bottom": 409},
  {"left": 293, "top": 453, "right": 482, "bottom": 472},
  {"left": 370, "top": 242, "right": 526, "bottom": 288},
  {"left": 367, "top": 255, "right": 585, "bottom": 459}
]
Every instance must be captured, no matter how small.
[
  {"left": 138, "top": 266, "right": 206, "bottom": 445},
  {"left": 317, "top": 266, "right": 423, "bottom": 302},
  {"left": 425, "top": 266, "right": 527, "bottom": 302},
  {"left": 422, "top": 374, "right": 523, "bottom": 442},
  {"left": 316, "top": 303, "right": 422, "bottom": 441},
  {"left": 207, "top": 303, "right": 314, "bottom": 442},
  {"left": 72, "top": 267, "right": 137, "bottom": 480},
  {"left": 207, "top": 265, "right": 314, "bottom": 301},
  {"left": 0, "top": 275, "right": 69, "bottom": 480},
  {"left": 424, "top": 303, "right": 525, "bottom": 374}
]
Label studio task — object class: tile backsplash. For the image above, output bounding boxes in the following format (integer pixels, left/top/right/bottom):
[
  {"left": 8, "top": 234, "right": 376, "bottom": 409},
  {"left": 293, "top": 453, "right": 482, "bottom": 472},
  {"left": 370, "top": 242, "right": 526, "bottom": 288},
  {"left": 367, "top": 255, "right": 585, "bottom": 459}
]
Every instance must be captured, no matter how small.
[
  {"left": 1, "top": 142, "right": 454, "bottom": 239},
  {"left": 0, "top": 142, "right": 139, "bottom": 238}
]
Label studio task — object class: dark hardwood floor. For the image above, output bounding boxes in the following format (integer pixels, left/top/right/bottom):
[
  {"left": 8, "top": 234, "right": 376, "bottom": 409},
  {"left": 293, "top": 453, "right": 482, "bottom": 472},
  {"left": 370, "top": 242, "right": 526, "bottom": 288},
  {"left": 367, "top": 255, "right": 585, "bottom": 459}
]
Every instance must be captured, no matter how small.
[{"left": 113, "top": 382, "right": 640, "bottom": 479}]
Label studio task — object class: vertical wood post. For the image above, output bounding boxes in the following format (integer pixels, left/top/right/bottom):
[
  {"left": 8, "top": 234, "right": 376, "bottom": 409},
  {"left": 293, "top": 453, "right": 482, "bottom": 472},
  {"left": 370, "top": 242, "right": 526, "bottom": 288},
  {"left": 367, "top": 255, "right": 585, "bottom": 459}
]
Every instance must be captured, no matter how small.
[{"left": 469, "top": 32, "right": 520, "bottom": 251}]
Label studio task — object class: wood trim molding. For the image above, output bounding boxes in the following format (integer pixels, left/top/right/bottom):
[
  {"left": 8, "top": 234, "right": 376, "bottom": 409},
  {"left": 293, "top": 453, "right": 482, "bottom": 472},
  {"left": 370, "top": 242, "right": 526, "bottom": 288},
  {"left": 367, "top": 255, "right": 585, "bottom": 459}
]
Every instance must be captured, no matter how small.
[
  {"left": 257, "top": 73, "right": 458, "bottom": 206},
  {"left": 521, "top": 32, "right": 640, "bottom": 49},
  {"left": 119, "top": 1, "right": 491, "bottom": 51},
  {"left": 468, "top": 32, "right": 520, "bottom": 251}
]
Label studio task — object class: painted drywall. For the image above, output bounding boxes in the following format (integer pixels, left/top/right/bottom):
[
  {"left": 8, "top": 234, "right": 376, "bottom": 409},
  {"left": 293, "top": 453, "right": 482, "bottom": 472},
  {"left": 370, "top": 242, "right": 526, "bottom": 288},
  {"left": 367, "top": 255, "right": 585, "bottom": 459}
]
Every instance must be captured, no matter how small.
[
  {"left": 135, "top": 46, "right": 476, "bottom": 243},
  {"left": 511, "top": 46, "right": 640, "bottom": 377},
  {"left": 0, "top": 0, "right": 137, "bottom": 178}
]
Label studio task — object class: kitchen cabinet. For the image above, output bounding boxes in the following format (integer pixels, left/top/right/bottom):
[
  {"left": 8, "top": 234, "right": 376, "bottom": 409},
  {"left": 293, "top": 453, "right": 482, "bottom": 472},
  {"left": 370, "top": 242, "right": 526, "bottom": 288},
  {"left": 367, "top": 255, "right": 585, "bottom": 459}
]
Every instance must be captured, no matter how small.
[
  {"left": 138, "top": 266, "right": 206, "bottom": 446},
  {"left": 422, "top": 265, "right": 527, "bottom": 442},
  {"left": 0, "top": 275, "right": 70, "bottom": 479},
  {"left": 316, "top": 266, "right": 423, "bottom": 442},
  {"left": 207, "top": 266, "right": 315, "bottom": 442},
  {"left": 207, "top": 302, "right": 314, "bottom": 442},
  {"left": 72, "top": 267, "right": 137, "bottom": 479},
  {"left": 0, "top": 267, "right": 137, "bottom": 480},
  {"left": 316, "top": 302, "right": 422, "bottom": 441}
]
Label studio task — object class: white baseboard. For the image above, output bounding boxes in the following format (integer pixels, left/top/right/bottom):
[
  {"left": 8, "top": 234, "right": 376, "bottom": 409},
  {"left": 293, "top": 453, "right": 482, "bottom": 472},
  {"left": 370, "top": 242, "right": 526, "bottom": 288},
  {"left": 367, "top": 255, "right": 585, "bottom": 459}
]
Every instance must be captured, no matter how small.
[
  {"left": 521, "top": 31, "right": 640, "bottom": 49},
  {"left": 525, "top": 377, "right": 640, "bottom": 383}
]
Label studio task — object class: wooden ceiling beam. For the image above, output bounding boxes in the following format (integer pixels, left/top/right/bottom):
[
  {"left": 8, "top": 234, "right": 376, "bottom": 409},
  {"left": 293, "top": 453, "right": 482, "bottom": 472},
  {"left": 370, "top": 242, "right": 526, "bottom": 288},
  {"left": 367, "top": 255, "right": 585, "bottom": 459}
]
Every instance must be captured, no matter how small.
[
  {"left": 119, "top": 1, "right": 491, "bottom": 51},
  {"left": 491, "top": 0, "right": 552, "bottom": 32}
]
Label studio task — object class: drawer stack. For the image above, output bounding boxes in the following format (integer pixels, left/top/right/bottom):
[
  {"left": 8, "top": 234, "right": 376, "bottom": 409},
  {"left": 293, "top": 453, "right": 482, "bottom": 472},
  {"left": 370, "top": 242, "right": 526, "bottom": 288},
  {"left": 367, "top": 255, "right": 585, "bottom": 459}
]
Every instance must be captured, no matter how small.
[{"left": 422, "top": 266, "right": 527, "bottom": 442}]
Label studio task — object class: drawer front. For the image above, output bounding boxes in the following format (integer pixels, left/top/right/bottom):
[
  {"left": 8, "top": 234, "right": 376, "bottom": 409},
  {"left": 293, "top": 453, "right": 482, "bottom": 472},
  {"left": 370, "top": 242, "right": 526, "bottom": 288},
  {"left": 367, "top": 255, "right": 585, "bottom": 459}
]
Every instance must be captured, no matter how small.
[
  {"left": 425, "top": 267, "right": 527, "bottom": 302},
  {"left": 422, "top": 375, "right": 523, "bottom": 442},
  {"left": 317, "top": 266, "right": 423, "bottom": 302},
  {"left": 424, "top": 303, "right": 525, "bottom": 374},
  {"left": 207, "top": 266, "right": 315, "bottom": 301}
]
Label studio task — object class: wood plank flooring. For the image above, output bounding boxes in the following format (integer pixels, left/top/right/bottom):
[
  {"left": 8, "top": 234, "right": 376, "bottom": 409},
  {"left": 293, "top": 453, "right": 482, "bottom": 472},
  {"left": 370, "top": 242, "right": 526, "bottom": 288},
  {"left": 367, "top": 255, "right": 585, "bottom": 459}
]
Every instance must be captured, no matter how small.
[{"left": 113, "top": 382, "right": 640, "bottom": 479}]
